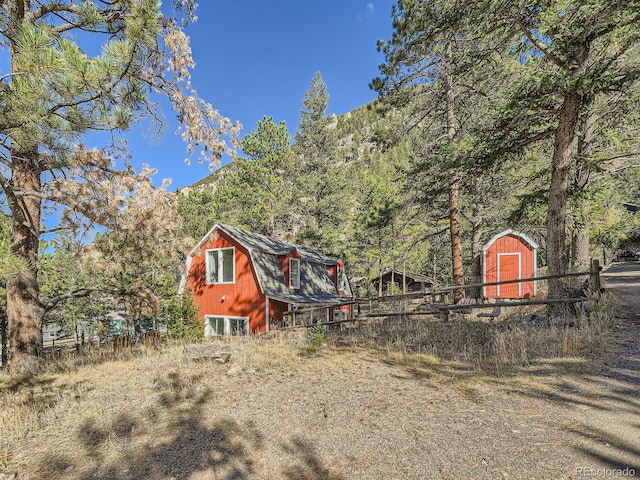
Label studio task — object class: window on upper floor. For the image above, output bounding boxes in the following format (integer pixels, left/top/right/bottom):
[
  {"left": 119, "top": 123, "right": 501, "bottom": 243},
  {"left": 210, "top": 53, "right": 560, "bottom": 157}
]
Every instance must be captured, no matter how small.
[
  {"left": 206, "top": 247, "right": 235, "bottom": 284},
  {"left": 337, "top": 265, "right": 346, "bottom": 292},
  {"left": 289, "top": 257, "right": 300, "bottom": 289}
]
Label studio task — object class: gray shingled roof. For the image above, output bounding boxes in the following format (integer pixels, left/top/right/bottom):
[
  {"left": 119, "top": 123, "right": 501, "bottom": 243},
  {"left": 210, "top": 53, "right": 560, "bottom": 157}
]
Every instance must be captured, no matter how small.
[
  {"left": 217, "top": 224, "right": 338, "bottom": 265},
  {"left": 214, "top": 225, "right": 351, "bottom": 305},
  {"left": 379, "top": 268, "right": 434, "bottom": 285}
]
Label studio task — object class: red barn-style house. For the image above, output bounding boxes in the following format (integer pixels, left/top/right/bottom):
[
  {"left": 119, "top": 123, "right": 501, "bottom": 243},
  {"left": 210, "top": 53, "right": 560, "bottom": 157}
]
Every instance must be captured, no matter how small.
[
  {"left": 179, "top": 224, "right": 353, "bottom": 336},
  {"left": 482, "top": 229, "right": 538, "bottom": 299}
]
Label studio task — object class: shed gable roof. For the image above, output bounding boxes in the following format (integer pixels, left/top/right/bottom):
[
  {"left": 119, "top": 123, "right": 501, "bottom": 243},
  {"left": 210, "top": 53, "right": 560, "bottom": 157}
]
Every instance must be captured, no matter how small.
[
  {"left": 482, "top": 229, "right": 539, "bottom": 253},
  {"left": 376, "top": 268, "right": 434, "bottom": 285}
]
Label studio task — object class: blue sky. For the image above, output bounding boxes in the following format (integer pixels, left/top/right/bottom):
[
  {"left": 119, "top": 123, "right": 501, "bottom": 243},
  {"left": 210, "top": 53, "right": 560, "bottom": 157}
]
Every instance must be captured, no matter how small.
[{"left": 131, "top": 1, "right": 395, "bottom": 189}]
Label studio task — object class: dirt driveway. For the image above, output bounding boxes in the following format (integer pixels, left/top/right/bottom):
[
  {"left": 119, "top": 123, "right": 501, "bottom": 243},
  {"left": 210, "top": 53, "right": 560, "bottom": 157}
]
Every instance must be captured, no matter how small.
[{"left": 549, "top": 261, "right": 640, "bottom": 476}]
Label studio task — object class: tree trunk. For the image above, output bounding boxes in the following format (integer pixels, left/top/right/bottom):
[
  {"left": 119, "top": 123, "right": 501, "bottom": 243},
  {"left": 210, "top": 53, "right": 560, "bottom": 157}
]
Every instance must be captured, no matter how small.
[
  {"left": 8, "top": 271, "right": 45, "bottom": 374},
  {"left": 546, "top": 92, "right": 583, "bottom": 304},
  {"left": 449, "top": 180, "right": 465, "bottom": 302},
  {"left": 5, "top": 0, "right": 45, "bottom": 376},
  {"left": 572, "top": 223, "right": 591, "bottom": 272},
  {"left": 1, "top": 306, "right": 7, "bottom": 368},
  {"left": 570, "top": 110, "right": 597, "bottom": 272},
  {"left": 133, "top": 314, "right": 142, "bottom": 343},
  {"left": 7, "top": 149, "right": 45, "bottom": 375},
  {"left": 444, "top": 41, "right": 464, "bottom": 303},
  {"left": 470, "top": 205, "right": 484, "bottom": 299}
]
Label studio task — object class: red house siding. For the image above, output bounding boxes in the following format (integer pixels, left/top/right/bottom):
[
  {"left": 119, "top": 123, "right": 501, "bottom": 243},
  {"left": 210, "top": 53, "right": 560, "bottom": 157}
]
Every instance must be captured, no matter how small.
[
  {"left": 331, "top": 261, "right": 353, "bottom": 319},
  {"left": 328, "top": 264, "right": 337, "bottom": 287},
  {"left": 186, "top": 230, "right": 267, "bottom": 333},
  {"left": 483, "top": 233, "right": 536, "bottom": 299},
  {"left": 184, "top": 225, "right": 354, "bottom": 335}
]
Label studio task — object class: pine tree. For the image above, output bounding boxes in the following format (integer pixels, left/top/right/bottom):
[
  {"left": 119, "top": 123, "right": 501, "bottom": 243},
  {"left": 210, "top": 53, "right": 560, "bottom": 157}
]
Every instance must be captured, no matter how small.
[
  {"left": 470, "top": 0, "right": 640, "bottom": 301},
  {"left": 213, "top": 117, "right": 296, "bottom": 238},
  {"left": 176, "top": 187, "right": 220, "bottom": 243},
  {"left": 0, "top": 1, "right": 237, "bottom": 375},
  {"left": 374, "top": 0, "right": 640, "bottom": 304},
  {"left": 372, "top": 1, "right": 499, "bottom": 301},
  {"left": 293, "top": 72, "right": 347, "bottom": 253}
]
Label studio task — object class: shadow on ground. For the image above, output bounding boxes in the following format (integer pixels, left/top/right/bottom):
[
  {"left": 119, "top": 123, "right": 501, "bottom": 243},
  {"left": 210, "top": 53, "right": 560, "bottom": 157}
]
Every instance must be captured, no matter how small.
[
  {"left": 336, "top": 261, "right": 640, "bottom": 475},
  {"left": 32, "top": 370, "right": 342, "bottom": 480}
]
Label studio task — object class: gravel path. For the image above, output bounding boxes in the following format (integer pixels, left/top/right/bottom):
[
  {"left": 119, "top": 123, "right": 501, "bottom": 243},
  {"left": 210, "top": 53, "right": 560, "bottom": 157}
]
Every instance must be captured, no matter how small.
[
  {"left": 601, "top": 261, "right": 640, "bottom": 381},
  {"left": 559, "top": 261, "right": 640, "bottom": 476}
]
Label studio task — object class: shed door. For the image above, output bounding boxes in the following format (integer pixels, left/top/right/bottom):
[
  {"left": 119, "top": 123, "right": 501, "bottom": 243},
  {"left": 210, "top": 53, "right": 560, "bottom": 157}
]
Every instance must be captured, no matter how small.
[{"left": 497, "top": 253, "right": 520, "bottom": 298}]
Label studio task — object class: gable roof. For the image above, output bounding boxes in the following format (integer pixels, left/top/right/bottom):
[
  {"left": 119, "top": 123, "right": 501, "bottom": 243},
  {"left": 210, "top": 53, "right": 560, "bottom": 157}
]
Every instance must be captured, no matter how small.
[
  {"left": 214, "top": 224, "right": 338, "bottom": 265},
  {"left": 181, "top": 224, "right": 352, "bottom": 305},
  {"left": 482, "top": 229, "right": 539, "bottom": 253},
  {"left": 376, "top": 268, "right": 434, "bottom": 285}
]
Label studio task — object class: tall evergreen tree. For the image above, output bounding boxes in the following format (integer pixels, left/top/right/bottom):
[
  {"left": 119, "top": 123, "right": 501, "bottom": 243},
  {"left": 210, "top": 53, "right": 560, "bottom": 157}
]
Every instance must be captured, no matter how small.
[
  {"left": 470, "top": 0, "right": 640, "bottom": 301},
  {"left": 372, "top": 1, "right": 498, "bottom": 300},
  {"left": 176, "top": 186, "right": 220, "bottom": 243},
  {"left": 566, "top": 90, "right": 640, "bottom": 270},
  {"left": 375, "top": 0, "right": 640, "bottom": 304},
  {"left": 293, "top": 72, "right": 347, "bottom": 253},
  {"left": 214, "top": 117, "right": 296, "bottom": 239}
]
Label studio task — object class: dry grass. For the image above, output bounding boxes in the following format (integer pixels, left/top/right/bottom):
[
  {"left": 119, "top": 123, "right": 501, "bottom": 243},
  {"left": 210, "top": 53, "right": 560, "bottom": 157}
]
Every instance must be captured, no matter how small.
[
  {"left": 0, "top": 294, "right": 626, "bottom": 479},
  {"left": 342, "top": 292, "right": 619, "bottom": 375},
  {"left": 0, "top": 331, "right": 350, "bottom": 479}
]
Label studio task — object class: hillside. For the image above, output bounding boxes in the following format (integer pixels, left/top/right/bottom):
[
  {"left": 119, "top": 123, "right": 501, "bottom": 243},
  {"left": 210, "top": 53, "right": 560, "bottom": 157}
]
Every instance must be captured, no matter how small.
[
  {"left": 183, "top": 100, "right": 384, "bottom": 191},
  {"left": 2, "top": 303, "right": 639, "bottom": 480},
  {"left": 175, "top": 76, "right": 640, "bottom": 292},
  {"left": 2, "top": 262, "right": 640, "bottom": 478}
]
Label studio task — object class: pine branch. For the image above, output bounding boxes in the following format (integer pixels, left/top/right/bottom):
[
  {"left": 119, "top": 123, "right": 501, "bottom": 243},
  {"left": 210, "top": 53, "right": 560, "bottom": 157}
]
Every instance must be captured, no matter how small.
[
  {"left": 44, "top": 286, "right": 126, "bottom": 312},
  {"left": 514, "top": 11, "right": 565, "bottom": 69},
  {"left": 47, "top": 51, "right": 135, "bottom": 116},
  {"left": 25, "top": 3, "right": 123, "bottom": 34},
  {"left": 25, "top": 3, "right": 83, "bottom": 23}
]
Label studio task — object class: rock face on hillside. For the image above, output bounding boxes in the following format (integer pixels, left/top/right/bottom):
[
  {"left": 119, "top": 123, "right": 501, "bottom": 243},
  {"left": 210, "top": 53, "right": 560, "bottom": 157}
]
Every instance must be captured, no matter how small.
[{"left": 181, "top": 101, "right": 383, "bottom": 191}]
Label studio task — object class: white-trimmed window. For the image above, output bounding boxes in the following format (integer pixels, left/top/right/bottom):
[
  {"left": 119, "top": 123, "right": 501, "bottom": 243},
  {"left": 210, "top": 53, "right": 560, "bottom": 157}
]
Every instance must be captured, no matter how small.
[
  {"left": 206, "top": 247, "right": 235, "bottom": 284},
  {"left": 289, "top": 258, "right": 300, "bottom": 289},
  {"left": 204, "top": 316, "right": 248, "bottom": 336}
]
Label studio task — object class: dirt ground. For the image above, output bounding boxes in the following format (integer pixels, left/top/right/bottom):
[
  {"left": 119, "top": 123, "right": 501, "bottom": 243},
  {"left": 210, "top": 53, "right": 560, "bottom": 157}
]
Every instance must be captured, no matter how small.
[
  {"left": 566, "top": 261, "right": 640, "bottom": 475},
  {"left": 1, "top": 263, "right": 639, "bottom": 480},
  {"left": 532, "top": 261, "right": 640, "bottom": 478}
]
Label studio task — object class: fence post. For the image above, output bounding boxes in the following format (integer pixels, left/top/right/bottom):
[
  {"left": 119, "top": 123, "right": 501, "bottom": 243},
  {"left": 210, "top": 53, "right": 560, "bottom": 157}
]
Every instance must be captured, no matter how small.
[{"left": 591, "top": 259, "right": 602, "bottom": 293}]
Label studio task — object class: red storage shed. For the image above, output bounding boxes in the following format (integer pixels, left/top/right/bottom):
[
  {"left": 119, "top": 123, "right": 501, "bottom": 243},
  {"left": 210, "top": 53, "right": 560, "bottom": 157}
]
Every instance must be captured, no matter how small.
[{"left": 482, "top": 229, "right": 538, "bottom": 299}]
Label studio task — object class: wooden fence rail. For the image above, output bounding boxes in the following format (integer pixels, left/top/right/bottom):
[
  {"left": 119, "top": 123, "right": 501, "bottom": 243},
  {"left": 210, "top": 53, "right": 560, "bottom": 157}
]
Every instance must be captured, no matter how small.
[
  {"left": 428, "top": 267, "right": 601, "bottom": 296},
  {"left": 436, "top": 297, "right": 598, "bottom": 310},
  {"left": 339, "top": 265, "right": 603, "bottom": 326}
]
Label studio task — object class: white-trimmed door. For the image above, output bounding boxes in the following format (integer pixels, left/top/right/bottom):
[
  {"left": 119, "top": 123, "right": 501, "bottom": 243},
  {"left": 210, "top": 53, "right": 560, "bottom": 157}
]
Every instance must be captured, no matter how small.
[{"left": 497, "top": 253, "right": 521, "bottom": 298}]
